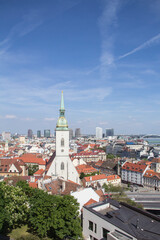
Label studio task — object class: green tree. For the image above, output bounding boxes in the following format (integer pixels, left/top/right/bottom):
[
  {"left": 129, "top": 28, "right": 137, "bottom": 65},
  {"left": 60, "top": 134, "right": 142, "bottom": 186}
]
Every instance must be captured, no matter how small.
[
  {"left": 28, "top": 189, "right": 82, "bottom": 239},
  {"left": 80, "top": 172, "right": 85, "bottom": 179},
  {"left": 28, "top": 164, "right": 39, "bottom": 176},
  {"left": 0, "top": 182, "right": 29, "bottom": 229},
  {"left": 0, "top": 187, "right": 7, "bottom": 232},
  {"left": 52, "top": 195, "right": 82, "bottom": 240}
]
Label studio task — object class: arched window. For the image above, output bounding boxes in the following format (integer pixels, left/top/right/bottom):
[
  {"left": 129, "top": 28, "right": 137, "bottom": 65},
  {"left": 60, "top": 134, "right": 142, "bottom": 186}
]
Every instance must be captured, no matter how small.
[
  {"left": 61, "top": 138, "right": 64, "bottom": 147},
  {"left": 61, "top": 162, "right": 64, "bottom": 170}
]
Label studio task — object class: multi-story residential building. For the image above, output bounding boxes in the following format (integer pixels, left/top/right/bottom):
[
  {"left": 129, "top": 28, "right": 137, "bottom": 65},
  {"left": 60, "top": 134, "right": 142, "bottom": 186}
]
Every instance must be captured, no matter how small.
[
  {"left": 96, "top": 127, "right": 103, "bottom": 139},
  {"left": 83, "top": 199, "right": 160, "bottom": 240},
  {"left": 121, "top": 162, "right": 149, "bottom": 186},
  {"left": 143, "top": 169, "right": 160, "bottom": 190},
  {"left": 151, "top": 158, "right": 160, "bottom": 173}
]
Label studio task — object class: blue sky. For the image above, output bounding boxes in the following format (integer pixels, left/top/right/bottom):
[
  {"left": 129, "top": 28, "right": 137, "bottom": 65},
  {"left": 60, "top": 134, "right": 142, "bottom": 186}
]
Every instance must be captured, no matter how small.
[{"left": 0, "top": 0, "right": 160, "bottom": 135}]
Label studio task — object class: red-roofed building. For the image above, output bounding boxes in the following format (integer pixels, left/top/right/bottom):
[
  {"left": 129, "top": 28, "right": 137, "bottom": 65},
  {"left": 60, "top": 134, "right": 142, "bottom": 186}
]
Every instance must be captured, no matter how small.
[
  {"left": 76, "top": 164, "right": 97, "bottom": 175},
  {"left": 121, "top": 162, "right": 149, "bottom": 186},
  {"left": 19, "top": 153, "right": 46, "bottom": 169},
  {"left": 0, "top": 158, "right": 28, "bottom": 177},
  {"left": 84, "top": 198, "right": 97, "bottom": 207},
  {"left": 143, "top": 170, "right": 160, "bottom": 190},
  {"left": 82, "top": 174, "right": 107, "bottom": 188},
  {"left": 106, "top": 175, "right": 121, "bottom": 186},
  {"left": 151, "top": 158, "right": 160, "bottom": 173},
  {"left": 34, "top": 168, "right": 45, "bottom": 177}
]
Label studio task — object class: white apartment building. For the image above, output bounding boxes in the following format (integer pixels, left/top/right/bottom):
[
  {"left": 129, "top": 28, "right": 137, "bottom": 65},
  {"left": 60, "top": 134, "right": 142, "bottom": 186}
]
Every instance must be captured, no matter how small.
[
  {"left": 121, "top": 162, "right": 149, "bottom": 186},
  {"left": 83, "top": 199, "right": 160, "bottom": 240}
]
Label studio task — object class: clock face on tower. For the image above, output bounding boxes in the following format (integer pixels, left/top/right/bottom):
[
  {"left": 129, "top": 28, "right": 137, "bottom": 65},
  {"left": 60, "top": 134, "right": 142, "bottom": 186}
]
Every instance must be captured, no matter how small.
[{"left": 61, "top": 149, "right": 64, "bottom": 152}]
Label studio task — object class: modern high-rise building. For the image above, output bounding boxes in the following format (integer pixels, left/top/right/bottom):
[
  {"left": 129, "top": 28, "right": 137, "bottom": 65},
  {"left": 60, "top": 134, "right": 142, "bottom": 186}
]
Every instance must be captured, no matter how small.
[
  {"left": 96, "top": 127, "right": 103, "bottom": 139},
  {"left": 28, "top": 129, "right": 33, "bottom": 139},
  {"left": 75, "top": 128, "right": 81, "bottom": 138},
  {"left": 44, "top": 129, "right": 51, "bottom": 138},
  {"left": 106, "top": 128, "right": 114, "bottom": 137},
  {"left": 37, "top": 130, "right": 41, "bottom": 138},
  {"left": 69, "top": 128, "right": 73, "bottom": 140}
]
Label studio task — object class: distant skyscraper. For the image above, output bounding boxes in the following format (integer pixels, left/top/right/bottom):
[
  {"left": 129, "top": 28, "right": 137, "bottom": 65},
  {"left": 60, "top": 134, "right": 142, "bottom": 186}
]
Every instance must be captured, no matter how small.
[
  {"left": 69, "top": 128, "right": 73, "bottom": 140},
  {"left": 37, "top": 130, "right": 41, "bottom": 138},
  {"left": 75, "top": 128, "right": 81, "bottom": 138},
  {"left": 44, "top": 129, "right": 50, "bottom": 138},
  {"left": 106, "top": 128, "right": 114, "bottom": 137},
  {"left": 28, "top": 129, "right": 33, "bottom": 139},
  {"left": 96, "top": 127, "right": 103, "bottom": 139}
]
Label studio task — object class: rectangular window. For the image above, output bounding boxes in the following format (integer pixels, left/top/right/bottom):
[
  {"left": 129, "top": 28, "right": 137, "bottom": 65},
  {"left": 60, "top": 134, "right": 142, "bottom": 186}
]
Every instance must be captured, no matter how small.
[
  {"left": 89, "top": 221, "right": 93, "bottom": 231},
  {"left": 102, "top": 228, "right": 109, "bottom": 239},
  {"left": 94, "top": 223, "right": 97, "bottom": 233}
]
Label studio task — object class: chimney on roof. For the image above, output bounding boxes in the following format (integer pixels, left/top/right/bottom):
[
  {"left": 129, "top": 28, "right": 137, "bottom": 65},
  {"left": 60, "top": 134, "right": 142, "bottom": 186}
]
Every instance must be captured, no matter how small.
[{"left": 90, "top": 176, "right": 92, "bottom": 181}]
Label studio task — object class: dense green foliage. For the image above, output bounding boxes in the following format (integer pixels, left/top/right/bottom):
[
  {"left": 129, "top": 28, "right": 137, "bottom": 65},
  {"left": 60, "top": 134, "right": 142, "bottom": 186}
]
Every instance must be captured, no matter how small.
[
  {"left": 80, "top": 171, "right": 100, "bottom": 179},
  {"left": 28, "top": 165, "right": 39, "bottom": 176},
  {"left": 0, "top": 182, "right": 29, "bottom": 229},
  {"left": 0, "top": 181, "right": 82, "bottom": 240}
]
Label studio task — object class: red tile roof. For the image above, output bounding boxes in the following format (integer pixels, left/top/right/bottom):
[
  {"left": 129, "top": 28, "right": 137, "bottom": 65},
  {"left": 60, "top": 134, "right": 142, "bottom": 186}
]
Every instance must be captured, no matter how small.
[
  {"left": 76, "top": 164, "right": 97, "bottom": 174},
  {"left": 144, "top": 170, "right": 160, "bottom": 179},
  {"left": 84, "top": 198, "right": 97, "bottom": 206},
  {"left": 84, "top": 174, "right": 107, "bottom": 182},
  {"left": 34, "top": 169, "right": 45, "bottom": 175},
  {"left": 122, "top": 162, "right": 147, "bottom": 173},
  {"left": 106, "top": 175, "right": 120, "bottom": 181},
  {"left": 19, "top": 153, "right": 46, "bottom": 165}
]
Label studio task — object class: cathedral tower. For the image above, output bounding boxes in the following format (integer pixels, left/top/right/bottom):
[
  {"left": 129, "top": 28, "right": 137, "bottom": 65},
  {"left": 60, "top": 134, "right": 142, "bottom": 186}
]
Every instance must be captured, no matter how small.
[{"left": 47, "top": 92, "right": 80, "bottom": 184}]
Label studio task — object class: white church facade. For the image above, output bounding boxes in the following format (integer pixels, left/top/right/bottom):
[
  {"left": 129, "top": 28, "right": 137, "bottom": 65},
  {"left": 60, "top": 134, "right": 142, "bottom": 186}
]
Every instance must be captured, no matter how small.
[{"left": 47, "top": 92, "right": 80, "bottom": 184}]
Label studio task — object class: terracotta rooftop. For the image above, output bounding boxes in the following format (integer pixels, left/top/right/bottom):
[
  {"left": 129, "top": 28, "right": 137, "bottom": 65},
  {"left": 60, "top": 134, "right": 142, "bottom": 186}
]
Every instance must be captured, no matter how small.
[
  {"left": 76, "top": 164, "right": 97, "bottom": 174},
  {"left": 122, "top": 162, "right": 147, "bottom": 173},
  {"left": 106, "top": 175, "right": 121, "bottom": 181},
  {"left": 84, "top": 198, "right": 97, "bottom": 206},
  {"left": 19, "top": 153, "right": 46, "bottom": 165},
  {"left": 84, "top": 174, "right": 107, "bottom": 182}
]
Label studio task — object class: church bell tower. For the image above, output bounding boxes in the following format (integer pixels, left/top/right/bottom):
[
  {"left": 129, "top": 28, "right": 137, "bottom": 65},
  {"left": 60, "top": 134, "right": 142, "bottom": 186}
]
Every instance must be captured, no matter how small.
[{"left": 47, "top": 91, "right": 80, "bottom": 184}]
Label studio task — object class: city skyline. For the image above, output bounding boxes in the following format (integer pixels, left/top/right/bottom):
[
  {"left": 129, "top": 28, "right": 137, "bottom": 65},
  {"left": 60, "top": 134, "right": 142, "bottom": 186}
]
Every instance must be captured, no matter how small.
[{"left": 0, "top": 0, "right": 160, "bottom": 134}]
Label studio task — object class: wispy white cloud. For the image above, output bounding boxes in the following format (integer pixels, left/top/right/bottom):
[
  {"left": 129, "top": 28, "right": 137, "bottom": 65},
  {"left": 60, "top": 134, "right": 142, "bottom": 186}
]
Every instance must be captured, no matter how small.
[
  {"left": 0, "top": 9, "right": 43, "bottom": 55},
  {"left": 98, "top": 0, "right": 121, "bottom": 78},
  {"left": 119, "top": 33, "right": 160, "bottom": 59},
  {"left": 5, "top": 115, "right": 17, "bottom": 119},
  {"left": 44, "top": 118, "right": 56, "bottom": 121}
]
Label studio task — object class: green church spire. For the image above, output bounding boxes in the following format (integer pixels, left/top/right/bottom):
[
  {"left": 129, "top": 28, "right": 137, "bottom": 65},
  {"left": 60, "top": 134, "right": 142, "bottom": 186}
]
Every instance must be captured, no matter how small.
[
  {"left": 56, "top": 91, "right": 68, "bottom": 130},
  {"left": 60, "top": 90, "right": 65, "bottom": 110}
]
